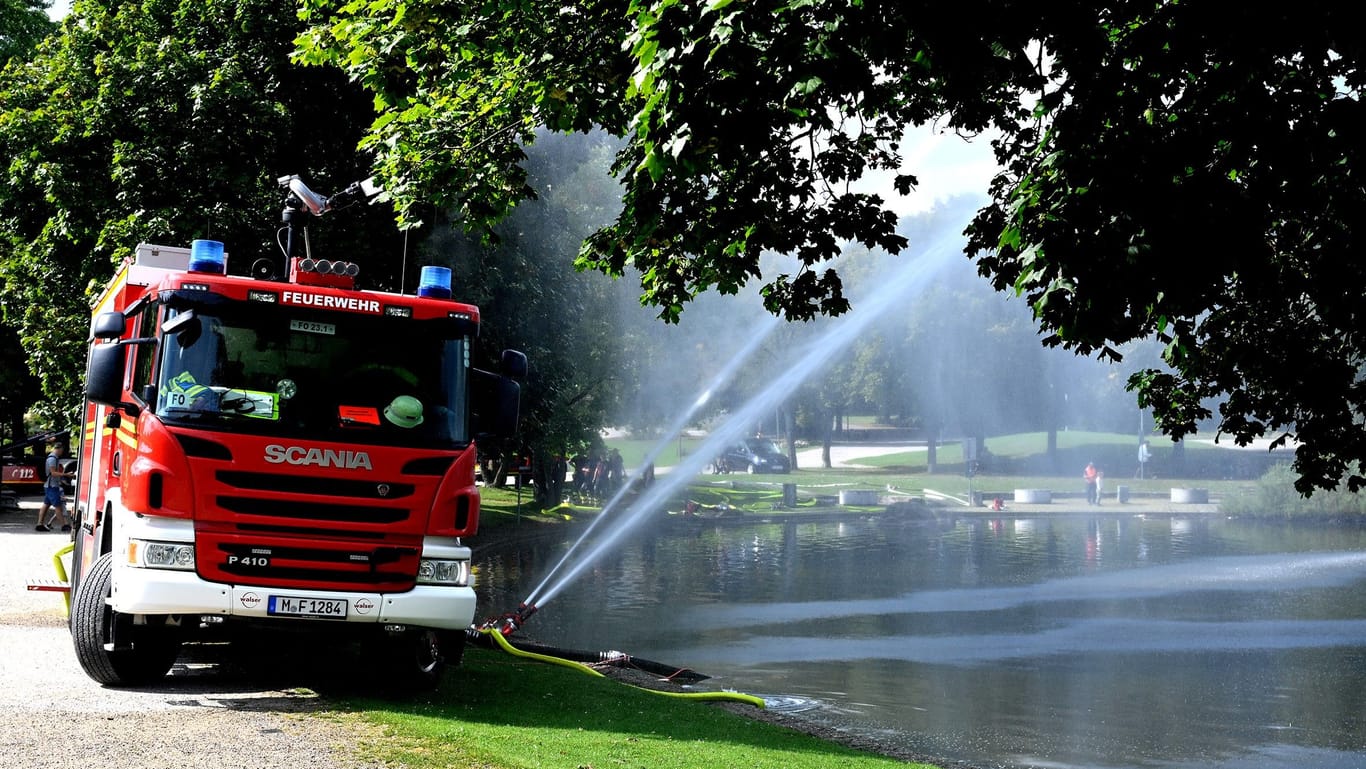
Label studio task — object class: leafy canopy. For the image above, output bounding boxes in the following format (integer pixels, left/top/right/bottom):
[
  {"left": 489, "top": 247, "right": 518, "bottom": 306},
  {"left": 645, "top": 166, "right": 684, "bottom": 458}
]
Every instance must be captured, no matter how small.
[
  {"left": 0, "top": 0, "right": 53, "bottom": 66},
  {"left": 294, "top": 1, "right": 1362, "bottom": 494}
]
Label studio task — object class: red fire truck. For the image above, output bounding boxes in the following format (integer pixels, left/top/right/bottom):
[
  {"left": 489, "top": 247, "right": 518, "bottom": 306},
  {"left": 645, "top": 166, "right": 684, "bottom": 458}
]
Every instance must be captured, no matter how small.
[{"left": 69, "top": 175, "right": 525, "bottom": 689}]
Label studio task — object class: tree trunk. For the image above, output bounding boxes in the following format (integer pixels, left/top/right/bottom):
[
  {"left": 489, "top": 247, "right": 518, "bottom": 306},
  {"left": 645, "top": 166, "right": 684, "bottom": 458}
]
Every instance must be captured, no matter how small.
[
  {"left": 784, "top": 406, "right": 799, "bottom": 470},
  {"left": 820, "top": 410, "right": 833, "bottom": 469},
  {"left": 531, "top": 448, "right": 556, "bottom": 508},
  {"left": 925, "top": 421, "right": 938, "bottom": 474}
]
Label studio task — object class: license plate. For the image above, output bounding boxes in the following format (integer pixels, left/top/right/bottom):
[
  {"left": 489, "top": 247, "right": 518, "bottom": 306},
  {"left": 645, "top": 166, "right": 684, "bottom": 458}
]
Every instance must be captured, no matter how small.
[{"left": 267, "top": 595, "right": 348, "bottom": 619}]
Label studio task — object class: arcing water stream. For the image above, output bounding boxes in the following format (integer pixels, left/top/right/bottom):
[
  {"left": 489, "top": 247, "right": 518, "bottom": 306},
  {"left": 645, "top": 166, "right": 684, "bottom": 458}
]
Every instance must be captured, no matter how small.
[
  {"left": 521, "top": 314, "right": 782, "bottom": 608},
  {"left": 525, "top": 237, "right": 959, "bottom": 611}
]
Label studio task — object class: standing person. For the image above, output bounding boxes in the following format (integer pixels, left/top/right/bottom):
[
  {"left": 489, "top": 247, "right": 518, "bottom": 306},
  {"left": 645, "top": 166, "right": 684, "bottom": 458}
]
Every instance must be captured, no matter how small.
[
  {"left": 605, "top": 449, "right": 625, "bottom": 494},
  {"left": 1136, "top": 440, "right": 1152, "bottom": 479},
  {"left": 36, "top": 442, "right": 72, "bottom": 532},
  {"left": 1083, "top": 461, "right": 1099, "bottom": 505}
]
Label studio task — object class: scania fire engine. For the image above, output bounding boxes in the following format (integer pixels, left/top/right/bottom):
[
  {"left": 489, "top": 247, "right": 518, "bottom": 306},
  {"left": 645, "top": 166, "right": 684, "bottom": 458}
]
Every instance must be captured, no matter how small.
[{"left": 69, "top": 175, "right": 525, "bottom": 688}]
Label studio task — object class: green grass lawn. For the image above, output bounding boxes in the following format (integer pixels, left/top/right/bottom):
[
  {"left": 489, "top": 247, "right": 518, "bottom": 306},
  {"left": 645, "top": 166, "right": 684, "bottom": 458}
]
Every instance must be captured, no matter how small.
[
  {"left": 631, "top": 430, "right": 1267, "bottom": 490},
  {"left": 334, "top": 647, "right": 931, "bottom": 769},
  {"left": 472, "top": 430, "right": 1283, "bottom": 522}
]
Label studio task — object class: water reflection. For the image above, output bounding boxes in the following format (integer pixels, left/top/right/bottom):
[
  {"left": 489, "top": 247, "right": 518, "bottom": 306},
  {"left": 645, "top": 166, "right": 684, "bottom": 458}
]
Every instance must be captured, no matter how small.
[{"left": 474, "top": 516, "right": 1366, "bottom": 769}]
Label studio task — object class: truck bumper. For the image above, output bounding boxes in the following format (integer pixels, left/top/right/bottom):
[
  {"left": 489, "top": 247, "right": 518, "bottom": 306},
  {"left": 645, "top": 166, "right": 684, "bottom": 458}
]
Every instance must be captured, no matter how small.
[{"left": 110, "top": 569, "right": 476, "bottom": 631}]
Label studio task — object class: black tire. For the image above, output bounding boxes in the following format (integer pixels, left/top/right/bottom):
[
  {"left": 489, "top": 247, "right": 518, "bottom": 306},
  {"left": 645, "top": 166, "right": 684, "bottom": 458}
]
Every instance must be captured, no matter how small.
[
  {"left": 376, "top": 627, "right": 461, "bottom": 692},
  {"left": 71, "top": 552, "right": 180, "bottom": 686}
]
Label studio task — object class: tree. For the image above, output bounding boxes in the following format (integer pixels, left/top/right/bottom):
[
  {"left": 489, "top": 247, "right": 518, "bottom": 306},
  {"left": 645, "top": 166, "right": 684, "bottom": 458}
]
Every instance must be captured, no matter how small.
[
  {"left": 0, "top": 0, "right": 392, "bottom": 426},
  {"left": 0, "top": 0, "right": 52, "bottom": 66},
  {"left": 435, "top": 131, "right": 631, "bottom": 505},
  {"left": 0, "top": 0, "right": 54, "bottom": 437},
  {"left": 0, "top": 326, "right": 40, "bottom": 443},
  {"left": 963, "top": 6, "right": 1366, "bottom": 494},
  {"left": 299, "top": 1, "right": 1365, "bottom": 493}
]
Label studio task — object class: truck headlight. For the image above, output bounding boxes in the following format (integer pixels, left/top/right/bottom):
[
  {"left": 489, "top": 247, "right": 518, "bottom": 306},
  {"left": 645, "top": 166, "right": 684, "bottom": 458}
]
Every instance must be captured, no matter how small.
[
  {"left": 417, "top": 558, "right": 471, "bottom": 586},
  {"left": 127, "top": 539, "right": 195, "bottom": 570}
]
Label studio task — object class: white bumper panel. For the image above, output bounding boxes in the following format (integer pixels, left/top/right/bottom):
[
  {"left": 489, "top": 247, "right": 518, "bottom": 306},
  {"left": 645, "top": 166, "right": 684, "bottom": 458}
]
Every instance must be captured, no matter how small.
[{"left": 110, "top": 567, "right": 476, "bottom": 631}]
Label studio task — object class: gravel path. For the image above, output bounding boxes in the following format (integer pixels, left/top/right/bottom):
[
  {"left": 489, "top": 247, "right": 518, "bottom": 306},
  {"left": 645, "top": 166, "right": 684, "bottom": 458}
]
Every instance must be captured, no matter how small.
[{"left": 0, "top": 501, "right": 382, "bottom": 769}]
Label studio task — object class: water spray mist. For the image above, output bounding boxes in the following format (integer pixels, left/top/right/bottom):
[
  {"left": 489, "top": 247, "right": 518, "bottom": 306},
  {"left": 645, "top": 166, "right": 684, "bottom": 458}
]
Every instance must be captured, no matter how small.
[
  {"left": 521, "top": 315, "right": 783, "bottom": 608},
  {"left": 528, "top": 240, "right": 960, "bottom": 611}
]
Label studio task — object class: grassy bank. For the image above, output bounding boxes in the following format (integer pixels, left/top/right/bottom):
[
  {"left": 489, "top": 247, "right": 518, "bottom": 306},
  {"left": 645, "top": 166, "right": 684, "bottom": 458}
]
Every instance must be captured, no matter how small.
[
  {"left": 333, "top": 646, "right": 933, "bottom": 769},
  {"left": 478, "top": 429, "right": 1267, "bottom": 522}
]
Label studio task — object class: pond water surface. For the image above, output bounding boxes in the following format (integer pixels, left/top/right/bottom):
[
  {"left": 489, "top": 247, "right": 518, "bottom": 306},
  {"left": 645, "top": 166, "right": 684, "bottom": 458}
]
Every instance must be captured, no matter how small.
[{"left": 474, "top": 515, "right": 1366, "bottom": 769}]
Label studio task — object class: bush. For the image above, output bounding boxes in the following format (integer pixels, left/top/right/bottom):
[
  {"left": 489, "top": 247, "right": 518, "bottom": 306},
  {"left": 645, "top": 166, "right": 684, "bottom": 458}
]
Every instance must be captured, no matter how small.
[{"left": 1221, "top": 463, "right": 1366, "bottom": 518}]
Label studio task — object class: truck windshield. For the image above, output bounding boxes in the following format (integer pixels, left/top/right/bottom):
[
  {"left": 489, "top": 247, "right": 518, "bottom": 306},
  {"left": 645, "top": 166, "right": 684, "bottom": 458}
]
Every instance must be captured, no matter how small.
[{"left": 155, "top": 302, "right": 470, "bottom": 447}]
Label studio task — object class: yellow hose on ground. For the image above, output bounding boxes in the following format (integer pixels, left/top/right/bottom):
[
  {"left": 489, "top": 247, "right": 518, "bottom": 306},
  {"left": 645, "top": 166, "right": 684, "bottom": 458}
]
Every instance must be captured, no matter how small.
[{"left": 480, "top": 627, "right": 766, "bottom": 708}]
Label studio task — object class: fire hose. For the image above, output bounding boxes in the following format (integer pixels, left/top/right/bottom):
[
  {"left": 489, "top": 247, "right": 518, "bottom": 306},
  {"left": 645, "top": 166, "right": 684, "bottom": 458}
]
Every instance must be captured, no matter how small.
[{"left": 471, "top": 606, "right": 765, "bottom": 708}]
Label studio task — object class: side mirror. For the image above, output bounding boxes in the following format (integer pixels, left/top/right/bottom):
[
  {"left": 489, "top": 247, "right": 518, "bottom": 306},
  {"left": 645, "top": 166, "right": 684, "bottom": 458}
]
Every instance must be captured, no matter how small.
[
  {"left": 92, "top": 311, "right": 126, "bottom": 340},
  {"left": 500, "top": 349, "right": 528, "bottom": 380},
  {"left": 86, "top": 343, "right": 128, "bottom": 407},
  {"left": 471, "top": 368, "right": 521, "bottom": 440}
]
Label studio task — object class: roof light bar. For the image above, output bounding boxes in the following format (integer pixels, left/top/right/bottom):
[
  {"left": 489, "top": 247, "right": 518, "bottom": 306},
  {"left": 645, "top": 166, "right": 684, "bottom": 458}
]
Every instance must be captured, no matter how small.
[
  {"left": 189, "top": 240, "right": 226, "bottom": 274},
  {"left": 418, "top": 266, "right": 452, "bottom": 299}
]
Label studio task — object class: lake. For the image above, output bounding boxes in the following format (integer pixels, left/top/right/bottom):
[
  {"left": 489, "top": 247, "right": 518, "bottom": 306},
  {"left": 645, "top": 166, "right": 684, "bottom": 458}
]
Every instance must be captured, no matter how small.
[{"left": 474, "top": 514, "right": 1366, "bottom": 769}]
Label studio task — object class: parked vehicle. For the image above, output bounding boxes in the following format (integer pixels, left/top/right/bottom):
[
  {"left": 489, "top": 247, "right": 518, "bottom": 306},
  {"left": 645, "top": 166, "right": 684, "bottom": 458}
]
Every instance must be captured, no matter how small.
[{"left": 716, "top": 438, "right": 791, "bottom": 474}]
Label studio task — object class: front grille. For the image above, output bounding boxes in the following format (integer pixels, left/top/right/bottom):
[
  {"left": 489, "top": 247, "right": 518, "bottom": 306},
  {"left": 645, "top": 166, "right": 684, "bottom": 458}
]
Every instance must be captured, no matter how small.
[
  {"left": 216, "top": 496, "right": 409, "bottom": 524},
  {"left": 217, "top": 470, "right": 414, "bottom": 500},
  {"left": 219, "top": 564, "right": 412, "bottom": 585},
  {"left": 233, "top": 522, "right": 389, "bottom": 539},
  {"left": 201, "top": 537, "right": 420, "bottom": 592}
]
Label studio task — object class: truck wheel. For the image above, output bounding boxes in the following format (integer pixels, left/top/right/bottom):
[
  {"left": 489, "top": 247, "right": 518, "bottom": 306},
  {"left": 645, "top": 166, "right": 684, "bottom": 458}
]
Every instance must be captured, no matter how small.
[
  {"left": 377, "top": 628, "right": 462, "bottom": 691},
  {"left": 71, "top": 552, "right": 180, "bottom": 686}
]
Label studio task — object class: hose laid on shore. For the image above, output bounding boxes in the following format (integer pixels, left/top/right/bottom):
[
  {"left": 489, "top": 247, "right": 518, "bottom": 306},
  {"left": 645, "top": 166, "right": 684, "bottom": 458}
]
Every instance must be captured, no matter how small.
[
  {"left": 476, "top": 627, "right": 766, "bottom": 708},
  {"left": 471, "top": 630, "right": 708, "bottom": 682}
]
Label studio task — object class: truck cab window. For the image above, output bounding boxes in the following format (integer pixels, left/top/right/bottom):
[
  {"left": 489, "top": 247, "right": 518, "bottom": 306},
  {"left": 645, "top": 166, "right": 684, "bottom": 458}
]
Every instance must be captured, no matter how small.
[
  {"left": 153, "top": 302, "right": 471, "bottom": 447},
  {"left": 130, "top": 302, "right": 159, "bottom": 398}
]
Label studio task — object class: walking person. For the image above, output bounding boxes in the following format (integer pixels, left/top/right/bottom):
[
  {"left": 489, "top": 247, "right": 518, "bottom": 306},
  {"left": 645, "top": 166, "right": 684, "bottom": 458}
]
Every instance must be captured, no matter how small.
[
  {"left": 1136, "top": 439, "right": 1152, "bottom": 479},
  {"left": 1083, "top": 461, "right": 1099, "bottom": 505},
  {"left": 36, "top": 442, "right": 72, "bottom": 532}
]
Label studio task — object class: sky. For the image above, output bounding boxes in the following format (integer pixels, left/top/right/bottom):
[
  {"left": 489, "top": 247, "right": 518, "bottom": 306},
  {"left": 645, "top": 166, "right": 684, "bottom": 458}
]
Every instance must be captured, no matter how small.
[{"left": 856, "top": 124, "right": 1001, "bottom": 216}]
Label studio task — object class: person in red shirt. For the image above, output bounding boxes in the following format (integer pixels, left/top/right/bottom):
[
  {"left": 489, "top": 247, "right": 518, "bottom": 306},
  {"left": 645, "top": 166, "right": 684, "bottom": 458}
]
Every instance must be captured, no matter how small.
[{"left": 1083, "top": 462, "right": 1099, "bottom": 505}]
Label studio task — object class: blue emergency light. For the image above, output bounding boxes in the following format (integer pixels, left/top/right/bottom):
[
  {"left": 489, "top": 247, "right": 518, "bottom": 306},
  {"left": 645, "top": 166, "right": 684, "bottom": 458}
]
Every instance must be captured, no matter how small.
[
  {"left": 189, "top": 240, "right": 226, "bottom": 274},
  {"left": 418, "top": 265, "right": 452, "bottom": 298}
]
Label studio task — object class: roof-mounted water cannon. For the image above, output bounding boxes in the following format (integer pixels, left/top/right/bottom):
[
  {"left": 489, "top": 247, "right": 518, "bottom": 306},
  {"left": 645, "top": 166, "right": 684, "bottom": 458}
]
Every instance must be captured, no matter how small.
[
  {"left": 257, "top": 174, "right": 383, "bottom": 283},
  {"left": 278, "top": 174, "right": 381, "bottom": 218}
]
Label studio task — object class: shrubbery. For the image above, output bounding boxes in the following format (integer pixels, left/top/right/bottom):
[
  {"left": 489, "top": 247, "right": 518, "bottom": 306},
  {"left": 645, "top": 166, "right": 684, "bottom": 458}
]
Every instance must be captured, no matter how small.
[{"left": 1221, "top": 463, "right": 1366, "bottom": 518}]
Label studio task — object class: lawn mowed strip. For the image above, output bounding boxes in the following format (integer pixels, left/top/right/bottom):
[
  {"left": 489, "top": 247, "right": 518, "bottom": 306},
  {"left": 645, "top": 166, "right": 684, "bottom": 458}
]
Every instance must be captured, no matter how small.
[{"left": 337, "top": 646, "right": 934, "bottom": 769}]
